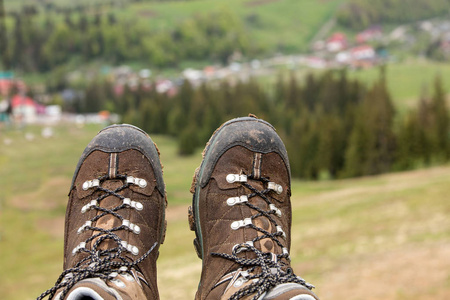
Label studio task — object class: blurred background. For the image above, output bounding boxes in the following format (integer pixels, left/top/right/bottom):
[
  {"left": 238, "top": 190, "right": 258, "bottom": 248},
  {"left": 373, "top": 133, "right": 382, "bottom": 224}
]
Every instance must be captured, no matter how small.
[{"left": 0, "top": 0, "right": 449, "bottom": 299}]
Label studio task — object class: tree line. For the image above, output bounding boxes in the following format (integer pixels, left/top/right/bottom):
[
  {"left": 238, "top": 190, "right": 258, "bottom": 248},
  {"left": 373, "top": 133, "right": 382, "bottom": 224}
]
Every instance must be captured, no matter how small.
[
  {"left": 1, "top": 6, "right": 252, "bottom": 72},
  {"left": 2, "top": 0, "right": 450, "bottom": 72},
  {"left": 337, "top": 0, "right": 450, "bottom": 30},
  {"left": 6, "top": 0, "right": 175, "bottom": 15},
  {"left": 71, "top": 68, "right": 449, "bottom": 180}
]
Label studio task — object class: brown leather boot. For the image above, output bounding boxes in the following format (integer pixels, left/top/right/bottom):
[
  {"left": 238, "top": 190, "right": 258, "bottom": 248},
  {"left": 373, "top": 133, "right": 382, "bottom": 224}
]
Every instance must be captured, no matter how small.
[
  {"left": 189, "top": 116, "right": 318, "bottom": 300},
  {"left": 38, "top": 124, "right": 166, "bottom": 300}
]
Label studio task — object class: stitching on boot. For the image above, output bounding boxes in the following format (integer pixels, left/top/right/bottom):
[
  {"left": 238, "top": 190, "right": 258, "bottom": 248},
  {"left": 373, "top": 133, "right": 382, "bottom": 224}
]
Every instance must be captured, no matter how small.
[
  {"left": 108, "top": 153, "right": 118, "bottom": 179},
  {"left": 252, "top": 153, "right": 262, "bottom": 180}
]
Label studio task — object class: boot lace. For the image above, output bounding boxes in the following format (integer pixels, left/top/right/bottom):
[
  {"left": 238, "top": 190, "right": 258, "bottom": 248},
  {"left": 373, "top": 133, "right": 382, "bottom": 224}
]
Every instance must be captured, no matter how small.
[
  {"left": 37, "top": 174, "right": 157, "bottom": 300},
  {"left": 212, "top": 174, "right": 314, "bottom": 300}
]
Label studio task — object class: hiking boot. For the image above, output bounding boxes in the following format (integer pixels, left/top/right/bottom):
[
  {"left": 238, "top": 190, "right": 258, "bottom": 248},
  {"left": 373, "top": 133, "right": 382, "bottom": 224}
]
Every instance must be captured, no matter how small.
[
  {"left": 38, "top": 124, "right": 167, "bottom": 300},
  {"left": 189, "top": 116, "right": 318, "bottom": 300}
]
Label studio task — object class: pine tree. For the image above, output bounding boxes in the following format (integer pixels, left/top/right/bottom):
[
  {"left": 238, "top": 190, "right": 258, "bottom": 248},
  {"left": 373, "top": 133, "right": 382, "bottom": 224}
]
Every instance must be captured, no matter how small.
[
  {"left": 363, "top": 72, "right": 396, "bottom": 175},
  {"left": 395, "top": 112, "right": 422, "bottom": 170},
  {"left": 430, "top": 75, "right": 449, "bottom": 160},
  {"left": 317, "top": 111, "right": 346, "bottom": 178},
  {"left": 342, "top": 107, "right": 371, "bottom": 177},
  {"left": 343, "top": 70, "right": 396, "bottom": 177},
  {"left": 416, "top": 95, "right": 433, "bottom": 164}
]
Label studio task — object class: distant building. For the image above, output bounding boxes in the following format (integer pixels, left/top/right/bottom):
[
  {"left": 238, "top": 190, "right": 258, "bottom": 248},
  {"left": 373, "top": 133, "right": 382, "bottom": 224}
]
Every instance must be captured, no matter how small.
[
  {"left": 155, "top": 79, "right": 175, "bottom": 95},
  {"left": 0, "top": 79, "right": 12, "bottom": 96},
  {"left": 335, "top": 45, "right": 377, "bottom": 68},
  {"left": 305, "top": 56, "right": 327, "bottom": 69},
  {"left": 351, "top": 45, "right": 376, "bottom": 61},
  {"left": 11, "top": 94, "right": 37, "bottom": 124},
  {"left": 0, "top": 99, "right": 10, "bottom": 122},
  {"left": 183, "top": 68, "right": 203, "bottom": 82},
  {"left": 326, "top": 32, "right": 348, "bottom": 52},
  {"left": 356, "top": 26, "right": 382, "bottom": 44},
  {"left": 0, "top": 79, "right": 26, "bottom": 97},
  {"left": 389, "top": 26, "right": 407, "bottom": 42},
  {"left": 203, "top": 66, "right": 216, "bottom": 78}
]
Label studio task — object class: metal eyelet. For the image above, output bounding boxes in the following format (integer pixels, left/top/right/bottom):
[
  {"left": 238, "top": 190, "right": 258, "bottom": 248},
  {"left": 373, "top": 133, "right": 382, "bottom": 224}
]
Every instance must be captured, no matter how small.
[
  {"left": 226, "top": 174, "right": 247, "bottom": 183},
  {"left": 134, "top": 202, "right": 144, "bottom": 210},
  {"left": 231, "top": 218, "right": 252, "bottom": 230},
  {"left": 127, "top": 176, "right": 147, "bottom": 188},
  {"left": 276, "top": 225, "right": 286, "bottom": 239},
  {"left": 72, "top": 242, "right": 86, "bottom": 255},
  {"left": 120, "top": 241, "right": 139, "bottom": 255},
  {"left": 138, "top": 179, "right": 147, "bottom": 188},
  {"left": 82, "top": 179, "right": 100, "bottom": 190},
  {"left": 268, "top": 182, "right": 283, "bottom": 194},
  {"left": 227, "top": 195, "right": 248, "bottom": 206},
  {"left": 77, "top": 220, "right": 92, "bottom": 234},
  {"left": 269, "top": 204, "right": 282, "bottom": 217}
]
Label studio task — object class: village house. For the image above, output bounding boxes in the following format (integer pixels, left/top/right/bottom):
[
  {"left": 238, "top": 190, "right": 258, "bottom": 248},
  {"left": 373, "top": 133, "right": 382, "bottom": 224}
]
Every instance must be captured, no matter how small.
[
  {"left": 335, "top": 44, "right": 377, "bottom": 68},
  {"left": 351, "top": 45, "right": 376, "bottom": 61},
  {"left": 304, "top": 56, "right": 327, "bottom": 69},
  {"left": 0, "top": 79, "right": 27, "bottom": 97},
  {"left": 326, "top": 32, "right": 348, "bottom": 52},
  {"left": 356, "top": 26, "right": 383, "bottom": 44},
  {"left": 11, "top": 94, "right": 39, "bottom": 124}
]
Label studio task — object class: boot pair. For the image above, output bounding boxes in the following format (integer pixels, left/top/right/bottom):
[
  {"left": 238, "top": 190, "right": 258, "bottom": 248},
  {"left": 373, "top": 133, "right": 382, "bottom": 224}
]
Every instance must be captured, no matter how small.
[{"left": 38, "top": 116, "right": 319, "bottom": 300}]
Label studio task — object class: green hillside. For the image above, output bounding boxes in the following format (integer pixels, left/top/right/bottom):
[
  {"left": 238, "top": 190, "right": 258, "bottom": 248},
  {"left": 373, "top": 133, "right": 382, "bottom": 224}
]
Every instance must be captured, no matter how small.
[
  {"left": 124, "top": 0, "right": 343, "bottom": 52},
  {"left": 1, "top": 0, "right": 343, "bottom": 73},
  {"left": 0, "top": 124, "right": 449, "bottom": 299}
]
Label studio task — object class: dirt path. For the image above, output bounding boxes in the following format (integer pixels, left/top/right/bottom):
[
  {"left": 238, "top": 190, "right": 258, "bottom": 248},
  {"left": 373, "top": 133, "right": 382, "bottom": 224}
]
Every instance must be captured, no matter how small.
[{"left": 309, "top": 17, "right": 336, "bottom": 47}]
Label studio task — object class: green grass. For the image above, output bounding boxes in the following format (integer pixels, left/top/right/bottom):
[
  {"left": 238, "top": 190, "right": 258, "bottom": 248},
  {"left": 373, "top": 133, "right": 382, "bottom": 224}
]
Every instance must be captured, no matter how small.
[
  {"left": 347, "top": 58, "right": 450, "bottom": 112},
  {"left": 1, "top": 124, "right": 449, "bottom": 299},
  {"left": 116, "top": 0, "right": 343, "bottom": 53},
  {"left": 153, "top": 134, "right": 203, "bottom": 205},
  {"left": 4, "top": 0, "right": 342, "bottom": 55},
  {"left": 66, "top": 0, "right": 342, "bottom": 53},
  {"left": 276, "top": 58, "right": 450, "bottom": 114}
]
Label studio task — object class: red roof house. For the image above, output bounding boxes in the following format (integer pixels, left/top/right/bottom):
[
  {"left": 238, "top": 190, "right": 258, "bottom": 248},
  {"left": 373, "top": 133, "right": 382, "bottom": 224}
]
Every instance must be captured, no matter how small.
[
  {"left": 0, "top": 79, "right": 26, "bottom": 97},
  {"left": 351, "top": 45, "right": 376, "bottom": 61},
  {"left": 356, "top": 27, "right": 382, "bottom": 44},
  {"left": 11, "top": 94, "right": 37, "bottom": 123},
  {"left": 326, "top": 32, "right": 348, "bottom": 52}
]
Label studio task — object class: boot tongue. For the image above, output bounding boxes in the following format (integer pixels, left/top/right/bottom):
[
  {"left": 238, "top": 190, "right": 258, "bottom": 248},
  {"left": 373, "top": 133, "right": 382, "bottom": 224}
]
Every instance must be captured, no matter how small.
[{"left": 92, "top": 180, "right": 127, "bottom": 252}]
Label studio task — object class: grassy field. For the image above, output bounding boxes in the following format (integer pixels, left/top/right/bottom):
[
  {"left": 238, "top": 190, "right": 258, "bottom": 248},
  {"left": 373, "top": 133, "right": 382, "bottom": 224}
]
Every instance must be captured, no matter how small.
[
  {"left": 275, "top": 58, "right": 450, "bottom": 115},
  {"left": 1, "top": 123, "right": 449, "bottom": 299},
  {"left": 347, "top": 59, "right": 450, "bottom": 112},
  {"left": 128, "top": 0, "right": 342, "bottom": 52}
]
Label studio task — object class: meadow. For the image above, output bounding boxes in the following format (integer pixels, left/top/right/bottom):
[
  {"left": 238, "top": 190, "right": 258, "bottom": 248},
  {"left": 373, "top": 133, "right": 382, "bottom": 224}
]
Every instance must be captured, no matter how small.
[
  {"left": 347, "top": 59, "right": 450, "bottom": 112},
  {"left": 0, "top": 123, "right": 449, "bottom": 299},
  {"left": 270, "top": 58, "right": 450, "bottom": 116},
  {"left": 127, "top": 0, "right": 342, "bottom": 52}
]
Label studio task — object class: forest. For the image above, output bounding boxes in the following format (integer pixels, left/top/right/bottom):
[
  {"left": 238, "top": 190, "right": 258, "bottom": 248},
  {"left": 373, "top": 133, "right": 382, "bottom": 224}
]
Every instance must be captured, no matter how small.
[
  {"left": 3, "top": 0, "right": 450, "bottom": 73},
  {"left": 0, "top": 7, "right": 251, "bottom": 72},
  {"left": 336, "top": 0, "right": 450, "bottom": 30},
  {"left": 69, "top": 68, "right": 450, "bottom": 180}
]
